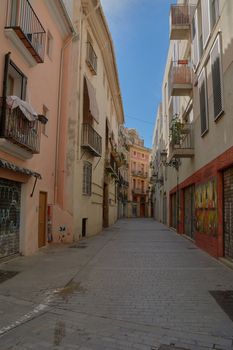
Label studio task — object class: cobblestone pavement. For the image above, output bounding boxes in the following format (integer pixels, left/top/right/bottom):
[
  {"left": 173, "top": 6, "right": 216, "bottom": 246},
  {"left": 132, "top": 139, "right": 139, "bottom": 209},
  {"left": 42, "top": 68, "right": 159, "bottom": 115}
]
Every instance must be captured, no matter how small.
[{"left": 0, "top": 219, "right": 233, "bottom": 350}]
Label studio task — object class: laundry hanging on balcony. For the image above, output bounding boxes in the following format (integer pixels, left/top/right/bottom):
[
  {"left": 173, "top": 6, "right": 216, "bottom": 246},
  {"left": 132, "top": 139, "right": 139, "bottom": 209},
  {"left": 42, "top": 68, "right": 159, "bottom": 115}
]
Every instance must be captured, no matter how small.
[
  {"left": 84, "top": 76, "right": 99, "bottom": 123},
  {"left": 6, "top": 96, "right": 38, "bottom": 122}
]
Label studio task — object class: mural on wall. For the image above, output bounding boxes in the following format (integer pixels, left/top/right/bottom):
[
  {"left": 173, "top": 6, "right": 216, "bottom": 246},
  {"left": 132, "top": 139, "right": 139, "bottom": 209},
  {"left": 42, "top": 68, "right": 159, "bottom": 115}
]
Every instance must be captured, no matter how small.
[{"left": 195, "top": 178, "right": 218, "bottom": 236}]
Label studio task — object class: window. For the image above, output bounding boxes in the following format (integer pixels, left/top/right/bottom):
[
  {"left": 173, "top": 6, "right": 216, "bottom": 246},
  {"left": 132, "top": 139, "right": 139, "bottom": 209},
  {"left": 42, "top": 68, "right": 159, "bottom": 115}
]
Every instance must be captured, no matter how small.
[
  {"left": 198, "top": 68, "right": 209, "bottom": 135},
  {"left": 201, "top": 0, "right": 211, "bottom": 49},
  {"left": 42, "top": 105, "right": 49, "bottom": 135},
  {"left": 133, "top": 179, "right": 136, "bottom": 189},
  {"left": 103, "top": 70, "right": 106, "bottom": 87},
  {"left": 210, "top": 0, "right": 219, "bottom": 30},
  {"left": 6, "top": 59, "right": 27, "bottom": 100},
  {"left": 210, "top": 34, "right": 223, "bottom": 120},
  {"left": 142, "top": 153, "right": 144, "bottom": 158},
  {"left": 83, "top": 162, "right": 92, "bottom": 196},
  {"left": 46, "top": 31, "right": 53, "bottom": 58}
]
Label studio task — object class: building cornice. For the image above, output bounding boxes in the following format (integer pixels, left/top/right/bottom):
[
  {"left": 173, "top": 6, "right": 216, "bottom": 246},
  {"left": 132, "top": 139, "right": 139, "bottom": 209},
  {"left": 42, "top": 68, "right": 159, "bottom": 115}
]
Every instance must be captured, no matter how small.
[
  {"left": 82, "top": 0, "right": 124, "bottom": 125},
  {"left": 44, "top": 0, "right": 75, "bottom": 38}
]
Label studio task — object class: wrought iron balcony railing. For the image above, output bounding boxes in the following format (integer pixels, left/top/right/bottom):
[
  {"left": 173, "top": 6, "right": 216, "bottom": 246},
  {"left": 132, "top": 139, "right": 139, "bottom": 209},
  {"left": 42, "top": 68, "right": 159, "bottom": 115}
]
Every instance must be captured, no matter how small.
[
  {"left": 5, "top": 0, "right": 46, "bottom": 63},
  {"left": 0, "top": 97, "right": 41, "bottom": 153},
  {"left": 131, "top": 170, "right": 148, "bottom": 178},
  {"left": 105, "top": 152, "right": 119, "bottom": 178},
  {"left": 81, "top": 123, "right": 102, "bottom": 157},
  {"left": 86, "top": 42, "right": 97, "bottom": 75},
  {"left": 132, "top": 188, "right": 146, "bottom": 195},
  {"left": 169, "top": 123, "right": 194, "bottom": 158}
]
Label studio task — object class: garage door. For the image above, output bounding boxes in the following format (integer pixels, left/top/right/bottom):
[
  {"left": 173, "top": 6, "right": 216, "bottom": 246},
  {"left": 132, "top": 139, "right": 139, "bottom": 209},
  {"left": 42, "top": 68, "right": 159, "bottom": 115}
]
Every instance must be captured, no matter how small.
[
  {"left": 0, "top": 178, "right": 21, "bottom": 259},
  {"left": 223, "top": 167, "right": 233, "bottom": 260}
]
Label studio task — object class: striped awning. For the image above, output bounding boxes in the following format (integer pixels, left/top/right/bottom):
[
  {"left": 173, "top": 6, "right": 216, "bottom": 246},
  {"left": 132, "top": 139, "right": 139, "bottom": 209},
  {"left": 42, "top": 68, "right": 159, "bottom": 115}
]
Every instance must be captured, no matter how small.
[{"left": 0, "top": 159, "right": 42, "bottom": 179}]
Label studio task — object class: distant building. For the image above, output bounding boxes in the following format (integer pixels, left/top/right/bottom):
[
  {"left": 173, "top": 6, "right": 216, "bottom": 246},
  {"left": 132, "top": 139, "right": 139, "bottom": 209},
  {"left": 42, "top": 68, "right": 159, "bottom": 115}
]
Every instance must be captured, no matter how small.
[{"left": 123, "top": 128, "right": 151, "bottom": 218}]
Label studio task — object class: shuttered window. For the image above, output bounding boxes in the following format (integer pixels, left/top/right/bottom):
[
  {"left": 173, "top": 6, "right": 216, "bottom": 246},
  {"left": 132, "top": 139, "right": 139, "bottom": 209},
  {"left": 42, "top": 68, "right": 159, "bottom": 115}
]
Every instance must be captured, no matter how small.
[
  {"left": 198, "top": 68, "right": 208, "bottom": 135},
  {"left": 192, "top": 10, "right": 199, "bottom": 69},
  {"left": 83, "top": 162, "right": 92, "bottom": 196},
  {"left": 201, "top": 0, "right": 211, "bottom": 49},
  {"left": 210, "top": 35, "right": 223, "bottom": 120},
  {"left": 210, "top": 0, "right": 219, "bottom": 30}
]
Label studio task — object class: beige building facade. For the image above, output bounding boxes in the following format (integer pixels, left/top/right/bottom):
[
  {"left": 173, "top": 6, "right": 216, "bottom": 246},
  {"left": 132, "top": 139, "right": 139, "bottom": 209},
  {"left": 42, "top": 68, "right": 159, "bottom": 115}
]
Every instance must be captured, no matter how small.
[
  {"left": 55, "top": 0, "right": 125, "bottom": 240},
  {"left": 152, "top": 0, "right": 233, "bottom": 259}
]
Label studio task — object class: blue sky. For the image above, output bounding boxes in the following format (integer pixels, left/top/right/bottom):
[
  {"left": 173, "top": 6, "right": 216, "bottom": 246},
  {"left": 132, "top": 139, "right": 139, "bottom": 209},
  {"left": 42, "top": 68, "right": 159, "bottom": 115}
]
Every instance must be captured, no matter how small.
[{"left": 101, "top": 0, "right": 173, "bottom": 148}]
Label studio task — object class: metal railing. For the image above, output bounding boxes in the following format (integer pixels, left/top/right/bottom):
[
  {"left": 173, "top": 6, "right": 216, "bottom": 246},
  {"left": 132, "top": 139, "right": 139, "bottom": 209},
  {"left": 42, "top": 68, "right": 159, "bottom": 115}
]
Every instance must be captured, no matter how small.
[
  {"left": 170, "top": 4, "right": 193, "bottom": 27},
  {"left": 168, "top": 61, "right": 192, "bottom": 96},
  {"left": 6, "top": 0, "right": 46, "bottom": 62},
  {"left": 132, "top": 170, "right": 148, "bottom": 178},
  {"left": 81, "top": 123, "right": 102, "bottom": 156},
  {"left": 86, "top": 42, "right": 97, "bottom": 74},
  {"left": 0, "top": 97, "right": 40, "bottom": 153},
  {"left": 132, "top": 188, "right": 146, "bottom": 195},
  {"left": 170, "top": 123, "right": 194, "bottom": 150}
]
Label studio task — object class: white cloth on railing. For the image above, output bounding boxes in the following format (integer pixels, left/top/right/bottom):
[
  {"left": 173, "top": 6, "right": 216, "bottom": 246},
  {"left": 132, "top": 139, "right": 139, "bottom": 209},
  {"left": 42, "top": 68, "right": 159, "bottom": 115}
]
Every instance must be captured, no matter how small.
[{"left": 6, "top": 96, "right": 38, "bottom": 122}]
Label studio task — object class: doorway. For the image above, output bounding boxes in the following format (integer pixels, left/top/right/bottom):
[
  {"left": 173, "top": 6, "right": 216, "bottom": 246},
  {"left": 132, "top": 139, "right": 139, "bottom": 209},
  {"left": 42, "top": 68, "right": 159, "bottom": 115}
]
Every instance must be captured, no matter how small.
[
  {"left": 184, "top": 185, "right": 195, "bottom": 240},
  {"left": 38, "top": 192, "right": 47, "bottom": 248},
  {"left": 223, "top": 168, "right": 233, "bottom": 259},
  {"left": 103, "top": 183, "right": 109, "bottom": 227}
]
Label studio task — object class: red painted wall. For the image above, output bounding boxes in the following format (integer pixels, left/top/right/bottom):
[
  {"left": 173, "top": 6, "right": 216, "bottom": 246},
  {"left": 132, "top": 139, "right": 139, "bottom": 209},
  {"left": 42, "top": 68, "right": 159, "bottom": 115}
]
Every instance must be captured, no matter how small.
[{"left": 169, "top": 145, "right": 233, "bottom": 258}]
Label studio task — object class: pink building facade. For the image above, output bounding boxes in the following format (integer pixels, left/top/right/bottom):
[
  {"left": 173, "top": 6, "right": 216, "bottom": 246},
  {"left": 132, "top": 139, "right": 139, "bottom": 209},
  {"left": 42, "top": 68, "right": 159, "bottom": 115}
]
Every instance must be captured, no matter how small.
[{"left": 0, "top": 0, "right": 74, "bottom": 259}]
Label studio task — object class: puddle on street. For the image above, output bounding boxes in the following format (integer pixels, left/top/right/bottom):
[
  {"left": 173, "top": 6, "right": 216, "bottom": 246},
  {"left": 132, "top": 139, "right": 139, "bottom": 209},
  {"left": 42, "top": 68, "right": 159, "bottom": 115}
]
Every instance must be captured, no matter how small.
[
  {"left": 54, "top": 320, "right": 66, "bottom": 346},
  {"left": 56, "top": 280, "right": 86, "bottom": 302}
]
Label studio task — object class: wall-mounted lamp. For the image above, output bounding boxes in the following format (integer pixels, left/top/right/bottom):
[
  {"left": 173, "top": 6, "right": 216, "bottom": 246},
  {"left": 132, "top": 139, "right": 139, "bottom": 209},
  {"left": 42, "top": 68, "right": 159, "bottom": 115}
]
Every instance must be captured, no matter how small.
[{"left": 160, "top": 150, "right": 181, "bottom": 171}]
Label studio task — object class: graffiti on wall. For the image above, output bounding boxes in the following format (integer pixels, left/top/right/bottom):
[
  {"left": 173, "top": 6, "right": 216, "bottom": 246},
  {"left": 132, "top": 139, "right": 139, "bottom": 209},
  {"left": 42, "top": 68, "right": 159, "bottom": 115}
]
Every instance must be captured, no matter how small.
[{"left": 195, "top": 178, "right": 218, "bottom": 236}]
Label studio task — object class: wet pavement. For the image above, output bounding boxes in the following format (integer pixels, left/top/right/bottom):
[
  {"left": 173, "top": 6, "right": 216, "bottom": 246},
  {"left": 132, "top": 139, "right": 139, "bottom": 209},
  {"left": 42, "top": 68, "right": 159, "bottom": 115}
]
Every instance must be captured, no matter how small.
[{"left": 0, "top": 219, "right": 233, "bottom": 350}]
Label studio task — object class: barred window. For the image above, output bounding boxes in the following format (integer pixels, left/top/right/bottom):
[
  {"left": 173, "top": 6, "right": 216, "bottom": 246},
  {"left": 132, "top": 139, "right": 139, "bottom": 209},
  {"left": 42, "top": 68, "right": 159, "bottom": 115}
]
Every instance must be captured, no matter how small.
[{"left": 83, "top": 162, "right": 92, "bottom": 196}]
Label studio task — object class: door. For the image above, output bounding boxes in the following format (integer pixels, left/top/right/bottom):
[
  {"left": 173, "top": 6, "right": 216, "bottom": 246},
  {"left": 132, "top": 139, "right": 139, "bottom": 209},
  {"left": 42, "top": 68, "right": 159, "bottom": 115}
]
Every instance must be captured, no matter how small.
[
  {"left": 223, "top": 168, "right": 233, "bottom": 259},
  {"left": 38, "top": 192, "right": 47, "bottom": 248},
  {"left": 184, "top": 185, "right": 195, "bottom": 239},
  {"left": 103, "top": 183, "right": 109, "bottom": 227},
  {"left": 163, "top": 195, "right": 167, "bottom": 224},
  {"left": 0, "top": 178, "right": 21, "bottom": 259},
  {"left": 171, "top": 193, "right": 177, "bottom": 229},
  {"left": 140, "top": 203, "right": 145, "bottom": 217}
]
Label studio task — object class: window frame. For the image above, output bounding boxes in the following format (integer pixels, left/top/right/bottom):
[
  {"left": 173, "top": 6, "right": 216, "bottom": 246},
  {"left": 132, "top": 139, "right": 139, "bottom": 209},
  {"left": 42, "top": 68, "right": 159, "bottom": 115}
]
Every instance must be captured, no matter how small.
[
  {"left": 198, "top": 67, "right": 209, "bottom": 136},
  {"left": 82, "top": 161, "right": 92, "bottom": 196},
  {"left": 210, "top": 34, "right": 224, "bottom": 121}
]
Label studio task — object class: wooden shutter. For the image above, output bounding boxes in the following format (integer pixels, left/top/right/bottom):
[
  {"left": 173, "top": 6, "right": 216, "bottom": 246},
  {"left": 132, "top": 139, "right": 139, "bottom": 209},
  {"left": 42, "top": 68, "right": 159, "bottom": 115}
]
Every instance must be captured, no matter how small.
[
  {"left": 201, "top": 0, "right": 211, "bottom": 49},
  {"left": 198, "top": 68, "right": 208, "bottom": 135},
  {"left": 210, "top": 35, "right": 223, "bottom": 119},
  {"left": 192, "top": 10, "right": 199, "bottom": 69}
]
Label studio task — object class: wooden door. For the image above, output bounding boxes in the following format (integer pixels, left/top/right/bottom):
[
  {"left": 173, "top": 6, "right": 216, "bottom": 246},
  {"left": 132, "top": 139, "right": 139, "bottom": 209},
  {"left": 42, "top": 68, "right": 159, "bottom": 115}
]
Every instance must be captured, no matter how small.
[
  {"left": 38, "top": 192, "right": 47, "bottom": 248},
  {"left": 103, "top": 183, "right": 109, "bottom": 227},
  {"left": 184, "top": 185, "right": 195, "bottom": 239}
]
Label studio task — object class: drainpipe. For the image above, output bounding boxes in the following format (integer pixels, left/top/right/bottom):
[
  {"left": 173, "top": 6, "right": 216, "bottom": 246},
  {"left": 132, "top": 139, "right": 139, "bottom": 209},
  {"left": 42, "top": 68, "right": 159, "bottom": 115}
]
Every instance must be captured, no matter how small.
[{"left": 54, "top": 31, "right": 78, "bottom": 204}]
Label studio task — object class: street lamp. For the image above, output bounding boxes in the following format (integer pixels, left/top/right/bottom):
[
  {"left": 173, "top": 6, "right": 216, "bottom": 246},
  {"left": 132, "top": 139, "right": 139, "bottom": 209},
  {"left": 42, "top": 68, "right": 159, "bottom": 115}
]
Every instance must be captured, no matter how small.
[{"left": 160, "top": 150, "right": 181, "bottom": 231}]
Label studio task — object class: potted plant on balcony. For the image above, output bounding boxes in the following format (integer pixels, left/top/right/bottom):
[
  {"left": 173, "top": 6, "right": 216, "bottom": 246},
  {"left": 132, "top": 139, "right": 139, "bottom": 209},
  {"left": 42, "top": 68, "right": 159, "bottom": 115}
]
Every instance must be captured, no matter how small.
[{"left": 169, "top": 115, "right": 184, "bottom": 146}]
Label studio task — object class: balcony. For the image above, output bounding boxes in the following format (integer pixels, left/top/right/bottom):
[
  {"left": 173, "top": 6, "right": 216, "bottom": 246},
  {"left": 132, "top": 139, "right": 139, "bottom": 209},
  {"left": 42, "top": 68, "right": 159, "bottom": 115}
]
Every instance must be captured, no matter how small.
[
  {"left": 86, "top": 42, "right": 97, "bottom": 75},
  {"left": 169, "top": 61, "right": 192, "bottom": 97},
  {"left": 81, "top": 123, "right": 102, "bottom": 157},
  {"left": 0, "top": 97, "right": 41, "bottom": 156},
  {"left": 105, "top": 152, "right": 119, "bottom": 178},
  {"left": 5, "top": 0, "right": 46, "bottom": 63},
  {"left": 131, "top": 170, "right": 148, "bottom": 178},
  {"left": 170, "top": 4, "right": 194, "bottom": 40},
  {"left": 169, "top": 123, "right": 194, "bottom": 158},
  {"left": 132, "top": 188, "right": 146, "bottom": 195}
]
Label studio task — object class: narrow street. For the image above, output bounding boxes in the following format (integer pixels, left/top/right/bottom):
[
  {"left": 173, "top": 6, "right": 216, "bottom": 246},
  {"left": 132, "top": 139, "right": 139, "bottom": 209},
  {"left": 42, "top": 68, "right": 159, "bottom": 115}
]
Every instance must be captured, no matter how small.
[{"left": 0, "top": 219, "right": 233, "bottom": 350}]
